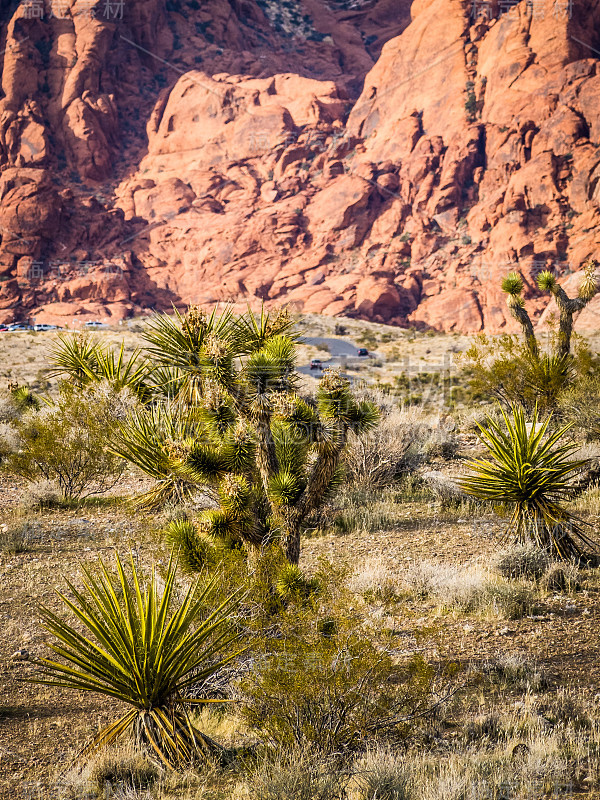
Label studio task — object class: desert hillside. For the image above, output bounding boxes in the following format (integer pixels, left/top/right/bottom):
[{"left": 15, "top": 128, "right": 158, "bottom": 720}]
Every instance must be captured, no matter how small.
[{"left": 1, "top": 0, "right": 600, "bottom": 330}]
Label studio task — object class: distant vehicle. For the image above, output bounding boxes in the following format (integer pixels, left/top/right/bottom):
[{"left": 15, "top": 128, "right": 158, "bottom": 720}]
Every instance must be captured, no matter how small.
[
  {"left": 83, "top": 320, "right": 110, "bottom": 329},
  {"left": 310, "top": 358, "right": 323, "bottom": 370},
  {"left": 357, "top": 348, "right": 369, "bottom": 357},
  {"left": 33, "top": 323, "right": 59, "bottom": 331},
  {"left": 7, "top": 323, "right": 32, "bottom": 331},
  {"left": 0, "top": 324, "right": 8, "bottom": 332}
]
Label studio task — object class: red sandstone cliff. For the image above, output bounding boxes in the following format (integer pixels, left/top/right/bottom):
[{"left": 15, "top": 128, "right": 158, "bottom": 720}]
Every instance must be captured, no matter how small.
[{"left": 1, "top": 0, "right": 599, "bottom": 332}]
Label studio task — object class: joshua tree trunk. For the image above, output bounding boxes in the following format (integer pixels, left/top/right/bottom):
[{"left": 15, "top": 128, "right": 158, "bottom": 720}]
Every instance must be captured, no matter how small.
[
  {"left": 507, "top": 298, "right": 539, "bottom": 359},
  {"left": 548, "top": 285, "right": 587, "bottom": 360}
]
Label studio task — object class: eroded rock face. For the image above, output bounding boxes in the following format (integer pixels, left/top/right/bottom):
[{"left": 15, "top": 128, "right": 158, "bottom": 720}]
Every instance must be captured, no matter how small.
[{"left": 1, "top": 0, "right": 600, "bottom": 332}]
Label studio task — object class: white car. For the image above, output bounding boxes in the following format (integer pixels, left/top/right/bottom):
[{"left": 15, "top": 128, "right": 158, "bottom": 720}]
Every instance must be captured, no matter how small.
[
  {"left": 33, "top": 324, "right": 60, "bottom": 331},
  {"left": 83, "top": 320, "right": 110, "bottom": 329}
]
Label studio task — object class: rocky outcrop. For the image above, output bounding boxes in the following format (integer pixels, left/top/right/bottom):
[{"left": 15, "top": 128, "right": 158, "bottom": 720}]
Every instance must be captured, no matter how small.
[{"left": 1, "top": 0, "right": 600, "bottom": 332}]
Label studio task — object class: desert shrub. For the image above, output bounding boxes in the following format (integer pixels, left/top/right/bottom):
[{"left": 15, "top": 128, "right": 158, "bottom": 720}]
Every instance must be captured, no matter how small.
[
  {"left": 240, "top": 634, "right": 434, "bottom": 755},
  {"left": 477, "top": 653, "right": 546, "bottom": 692},
  {"left": 421, "top": 470, "right": 468, "bottom": 509},
  {"left": 4, "top": 383, "right": 132, "bottom": 501},
  {"left": 343, "top": 402, "right": 427, "bottom": 489},
  {"left": 558, "top": 373, "right": 600, "bottom": 440},
  {"left": 493, "top": 545, "right": 553, "bottom": 580},
  {"left": 246, "top": 752, "right": 348, "bottom": 800},
  {"left": 0, "top": 421, "right": 19, "bottom": 465},
  {"left": 401, "top": 562, "right": 537, "bottom": 618}
]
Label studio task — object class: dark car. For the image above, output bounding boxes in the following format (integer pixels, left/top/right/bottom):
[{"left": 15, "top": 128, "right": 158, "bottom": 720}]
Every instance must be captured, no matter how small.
[
  {"left": 310, "top": 359, "right": 323, "bottom": 370},
  {"left": 357, "top": 348, "right": 369, "bottom": 357}
]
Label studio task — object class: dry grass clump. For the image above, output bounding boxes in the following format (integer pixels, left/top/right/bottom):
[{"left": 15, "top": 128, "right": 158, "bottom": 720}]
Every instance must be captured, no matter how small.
[
  {"left": 400, "top": 562, "right": 538, "bottom": 619},
  {"left": 352, "top": 748, "right": 411, "bottom": 800},
  {"left": 242, "top": 752, "right": 347, "bottom": 800},
  {"left": 540, "top": 562, "right": 582, "bottom": 593},
  {"left": 0, "top": 521, "right": 35, "bottom": 554},
  {"left": 21, "top": 478, "right": 63, "bottom": 510},
  {"left": 493, "top": 545, "right": 553, "bottom": 580},
  {"left": 90, "top": 749, "right": 159, "bottom": 794}
]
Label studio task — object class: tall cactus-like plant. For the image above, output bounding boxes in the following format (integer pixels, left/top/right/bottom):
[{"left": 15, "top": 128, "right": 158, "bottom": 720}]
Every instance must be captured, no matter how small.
[
  {"left": 502, "top": 259, "right": 598, "bottom": 359},
  {"left": 113, "top": 305, "right": 380, "bottom": 565}
]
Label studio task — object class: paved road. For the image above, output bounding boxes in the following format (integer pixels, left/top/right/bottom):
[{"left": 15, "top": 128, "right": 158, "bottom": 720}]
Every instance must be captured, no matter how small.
[
  {"left": 300, "top": 337, "right": 358, "bottom": 357},
  {"left": 298, "top": 336, "right": 372, "bottom": 379}
]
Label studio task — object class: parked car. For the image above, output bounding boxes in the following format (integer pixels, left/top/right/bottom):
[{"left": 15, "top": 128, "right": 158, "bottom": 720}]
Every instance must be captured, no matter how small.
[
  {"left": 83, "top": 320, "right": 110, "bottom": 329},
  {"left": 310, "top": 358, "right": 323, "bottom": 370},
  {"left": 357, "top": 348, "right": 369, "bottom": 357},
  {"left": 33, "top": 323, "right": 60, "bottom": 331},
  {"left": 7, "top": 323, "right": 32, "bottom": 331},
  {"left": 0, "top": 324, "right": 8, "bottom": 332}
]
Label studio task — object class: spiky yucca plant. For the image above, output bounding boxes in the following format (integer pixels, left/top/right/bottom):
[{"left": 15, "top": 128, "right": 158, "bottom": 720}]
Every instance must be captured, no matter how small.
[
  {"left": 461, "top": 406, "right": 596, "bottom": 560},
  {"left": 35, "top": 553, "right": 243, "bottom": 769},
  {"left": 49, "top": 335, "right": 153, "bottom": 403}
]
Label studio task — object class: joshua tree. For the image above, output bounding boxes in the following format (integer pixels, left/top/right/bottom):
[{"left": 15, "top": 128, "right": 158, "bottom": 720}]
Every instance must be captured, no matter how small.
[
  {"left": 111, "top": 306, "right": 379, "bottom": 565},
  {"left": 502, "top": 259, "right": 598, "bottom": 359}
]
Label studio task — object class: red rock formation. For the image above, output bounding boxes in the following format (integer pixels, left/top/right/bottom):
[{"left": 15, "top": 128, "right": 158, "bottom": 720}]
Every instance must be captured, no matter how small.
[{"left": 1, "top": 0, "right": 600, "bottom": 333}]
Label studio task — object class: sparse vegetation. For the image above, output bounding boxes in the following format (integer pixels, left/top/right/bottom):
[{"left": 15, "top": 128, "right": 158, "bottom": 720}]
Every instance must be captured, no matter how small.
[{"left": 4, "top": 299, "right": 600, "bottom": 799}]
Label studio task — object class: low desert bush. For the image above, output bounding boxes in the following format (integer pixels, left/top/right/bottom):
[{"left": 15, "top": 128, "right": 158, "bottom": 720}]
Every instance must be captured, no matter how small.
[
  {"left": 343, "top": 405, "right": 423, "bottom": 489},
  {"left": 4, "top": 383, "right": 132, "bottom": 501},
  {"left": 21, "top": 478, "right": 63, "bottom": 510},
  {"left": 540, "top": 562, "right": 581, "bottom": 593},
  {"left": 240, "top": 634, "right": 434, "bottom": 755},
  {"left": 90, "top": 749, "right": 159, "bottom": 794}
]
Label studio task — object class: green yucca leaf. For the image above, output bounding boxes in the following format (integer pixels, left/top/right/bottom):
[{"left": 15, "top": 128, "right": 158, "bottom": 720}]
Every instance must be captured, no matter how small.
[
  {"left": 346, "top": 400, "right": 381, "bottom": 435},
  {"left": 220, "top": 425, "right": 257, "bottom": 474},
  {"left": 184, "top": 443, "right": 227, "bottom": 483},
  {"left": 48, "top": 335, "right": 152, "bottom": 401},
  {"left": 501, "top": 272, "right": 524, "bottom": 297},
  {"left": 232, "top": 304, "right": 299, "bottom": 355},
  {"left": 268, "top": 470, "right": 305, "bottom": 506},
  {"left": 579, "top": 259, "right": 598, "bottom": 302},
  {"left": 272, "top": 420, "right": 309, "bottom": 476},
  {"left": 536, "top": 270, "right": 556, "bottom": 292},
  {"left": 47, "top": 334, "right": 101, "bottom": 386},
  {"left": 163, "top": 520, "right": 218, "bottom": 573},
  {"left": 109, "top": 406, "right": 202, "bottom": 508},
  {"left": 218, "top": 474, "right": 252, "bottom": 517},
  {"left": 275, "top": 563, "right": 319, "bottom": 601},
  {"left": 11, "top": 385, "right": 40, "bottom": 412},
  {"left": 200, "top": 390, "right": 237, "bottom": 437},
  {"left": 200, "top": 508, "right": 241, "bottom": 541},
  {"left": 142, "top": 306, "right": 235, "bottom": 405},
  {"left": 33, "top": 552, "right": 245, "bottom": 767}
]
